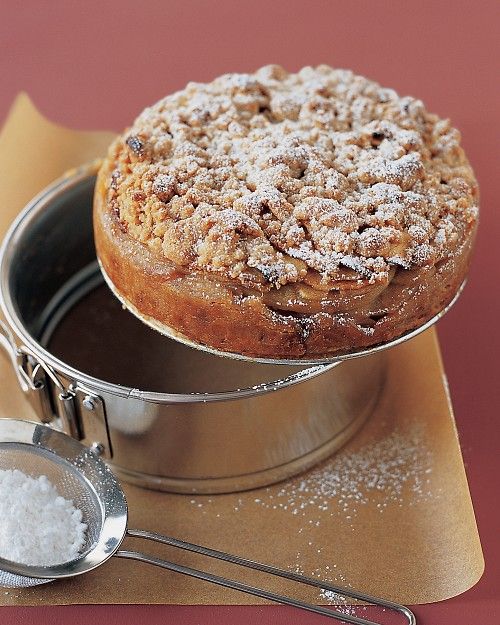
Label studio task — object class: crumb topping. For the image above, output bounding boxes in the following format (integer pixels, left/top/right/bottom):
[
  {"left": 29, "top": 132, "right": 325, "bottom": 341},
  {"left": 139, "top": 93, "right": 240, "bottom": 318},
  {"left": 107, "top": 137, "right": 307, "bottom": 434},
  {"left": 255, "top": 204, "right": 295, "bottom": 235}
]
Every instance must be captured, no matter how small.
[{"left": 105, "top": 65, "right": 478, "bottom": 291}]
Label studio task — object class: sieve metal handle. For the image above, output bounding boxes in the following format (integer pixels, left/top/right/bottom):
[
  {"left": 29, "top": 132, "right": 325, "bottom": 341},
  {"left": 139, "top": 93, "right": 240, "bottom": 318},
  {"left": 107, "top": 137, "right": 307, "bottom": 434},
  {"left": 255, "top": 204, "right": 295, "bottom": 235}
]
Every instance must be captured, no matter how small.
[{"left": 115, "top": 529, "right": 416, "bottom": 625}]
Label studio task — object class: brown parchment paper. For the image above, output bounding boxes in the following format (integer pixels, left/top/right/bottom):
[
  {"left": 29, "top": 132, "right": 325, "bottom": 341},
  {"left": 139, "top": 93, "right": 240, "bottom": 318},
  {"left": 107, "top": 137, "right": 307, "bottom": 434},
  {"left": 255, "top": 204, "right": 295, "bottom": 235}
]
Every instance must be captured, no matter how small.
[{"left": 0, "top": 96, "right": 484, "bottom": 607}]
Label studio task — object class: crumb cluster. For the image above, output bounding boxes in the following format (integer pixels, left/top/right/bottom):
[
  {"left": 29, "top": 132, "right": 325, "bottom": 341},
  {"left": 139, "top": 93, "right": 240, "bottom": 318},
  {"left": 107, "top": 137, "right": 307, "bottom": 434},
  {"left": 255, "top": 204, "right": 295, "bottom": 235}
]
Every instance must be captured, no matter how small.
[{"left": 105, "top": 65, "right": 478, "bottom": 290}]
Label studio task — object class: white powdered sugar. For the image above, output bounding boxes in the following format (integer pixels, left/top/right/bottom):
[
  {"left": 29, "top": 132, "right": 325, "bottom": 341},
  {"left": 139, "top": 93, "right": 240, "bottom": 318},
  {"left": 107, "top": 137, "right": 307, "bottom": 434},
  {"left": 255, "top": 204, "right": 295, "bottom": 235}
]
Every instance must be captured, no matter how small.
[
  {"left": 107, "top": 64, "right": 478, "bottom": 290},
  {"left": 181, "top": 422, "right": 438, "bottom": 609},
  {"left": 187, "top": 423, "right": 436, "bottom": 522},
  {"left": 0, "top": 469, "right": 87, "bottom": 566},
  {"left": 292, "top": 561, "right": 369, "bottom": 612},
  {"left": 254, "top": 424, "right": 435, "bottom": 520}
]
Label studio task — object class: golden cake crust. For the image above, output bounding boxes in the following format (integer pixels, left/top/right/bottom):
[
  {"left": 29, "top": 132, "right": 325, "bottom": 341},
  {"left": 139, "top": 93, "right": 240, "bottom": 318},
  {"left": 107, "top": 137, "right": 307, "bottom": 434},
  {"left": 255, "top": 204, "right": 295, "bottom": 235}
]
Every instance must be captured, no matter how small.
[{"left": 94, "top": 65, "right": 478, "bottom": 359}]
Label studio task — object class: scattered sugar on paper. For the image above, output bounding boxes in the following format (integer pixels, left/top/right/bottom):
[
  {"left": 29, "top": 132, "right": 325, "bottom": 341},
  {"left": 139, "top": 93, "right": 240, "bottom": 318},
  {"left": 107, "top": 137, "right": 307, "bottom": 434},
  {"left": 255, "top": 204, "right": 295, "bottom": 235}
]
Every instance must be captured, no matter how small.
[
  {"left": 185, "top": 423, "right": 435, "bottom": 608},
  {"left": 0, "top": 469, "right": 87, "bottom": 566},
  {"left": 254, "top": 424, "right": 435, "bottom": 519},
  {"left": 187, "top": 424, "right": 435, "bottom": 520},
  {"left": 291, "top": 561, "right": 369, "bottom": 613}
]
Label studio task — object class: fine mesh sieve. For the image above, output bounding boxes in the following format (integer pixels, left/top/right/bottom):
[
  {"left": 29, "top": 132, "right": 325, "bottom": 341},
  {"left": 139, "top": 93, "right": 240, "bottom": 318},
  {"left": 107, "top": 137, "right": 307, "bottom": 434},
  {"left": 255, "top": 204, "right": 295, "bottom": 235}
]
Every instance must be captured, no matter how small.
[
  {"left": 0, "top": 419, "right": 416, "bottom": 625},
  {"left": 0, "top": 420, "right": 126, "bottom": 588},
  {"left": 0, "top": 445, "right": 102, "bottom": 587}
]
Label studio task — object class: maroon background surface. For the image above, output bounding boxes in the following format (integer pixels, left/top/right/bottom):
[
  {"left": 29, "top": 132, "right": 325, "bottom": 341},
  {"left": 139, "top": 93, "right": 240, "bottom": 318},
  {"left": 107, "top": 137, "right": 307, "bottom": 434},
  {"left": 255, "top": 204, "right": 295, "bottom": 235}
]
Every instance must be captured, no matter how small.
[{"left": 0, "top": 1, "right": 498, "bottom": 623}]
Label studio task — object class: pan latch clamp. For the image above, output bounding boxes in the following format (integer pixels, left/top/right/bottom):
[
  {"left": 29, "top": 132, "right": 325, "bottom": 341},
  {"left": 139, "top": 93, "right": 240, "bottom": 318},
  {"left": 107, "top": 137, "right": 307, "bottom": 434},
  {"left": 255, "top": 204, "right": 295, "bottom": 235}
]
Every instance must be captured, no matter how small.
[{"left": 0, "top": 320, "right": 112, "bottom": 458}]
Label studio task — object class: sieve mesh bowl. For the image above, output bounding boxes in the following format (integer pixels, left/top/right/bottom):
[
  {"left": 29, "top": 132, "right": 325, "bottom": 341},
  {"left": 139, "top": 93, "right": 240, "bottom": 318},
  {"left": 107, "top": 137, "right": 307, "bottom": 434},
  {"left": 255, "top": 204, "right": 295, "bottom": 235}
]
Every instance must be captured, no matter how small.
[
  {"left": 0, "top": 444, "right": 102, "bottom": 587},
  {"left": 0, "top": 420, "right": 127, "bottom": 588}
]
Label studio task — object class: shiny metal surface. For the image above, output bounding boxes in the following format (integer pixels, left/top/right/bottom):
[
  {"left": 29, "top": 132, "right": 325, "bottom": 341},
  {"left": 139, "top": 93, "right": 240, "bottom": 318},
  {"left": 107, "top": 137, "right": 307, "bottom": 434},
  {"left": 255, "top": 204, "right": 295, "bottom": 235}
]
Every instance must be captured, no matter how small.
[
  {"left": 0, "top": 419, "right": 415, "bottom": 624},
  {"left": 0, "top": 419, "right": 127, "bottom": 586},
  {"left": 45, "top": 284, "right": 384, "bottom": 490},
  {"left": 0, "top": 166, "right": 391, "bottom": 492}
]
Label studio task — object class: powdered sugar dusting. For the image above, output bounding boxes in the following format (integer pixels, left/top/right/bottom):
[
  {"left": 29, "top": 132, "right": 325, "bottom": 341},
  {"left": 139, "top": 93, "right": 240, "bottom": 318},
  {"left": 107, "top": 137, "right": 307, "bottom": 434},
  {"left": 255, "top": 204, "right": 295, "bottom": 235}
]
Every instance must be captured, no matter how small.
[
  {"left": 0, "top": 469, "right": 87, "bottom": 566},
  {"left": 104, "top": 64, "right": 478, "bottom": 293},
  {"left": 249, "top": 424, "right": 434, "bottom": 525},
  {"left": 291, "top": 561, "right": 369, "bottom": 612},
  {"left": 185, "top": 420, "right": 437, "bottom": 608},
  {"left": 188, "top": 422, "right": 436, "bottom": 521}
]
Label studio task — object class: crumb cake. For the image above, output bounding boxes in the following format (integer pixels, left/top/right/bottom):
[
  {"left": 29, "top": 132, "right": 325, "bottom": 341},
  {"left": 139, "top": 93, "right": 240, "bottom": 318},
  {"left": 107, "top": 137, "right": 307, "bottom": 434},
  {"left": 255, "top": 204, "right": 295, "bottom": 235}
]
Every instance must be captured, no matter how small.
[{"left": 94, "top": 65, "right": 479, "bottom": 359}]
